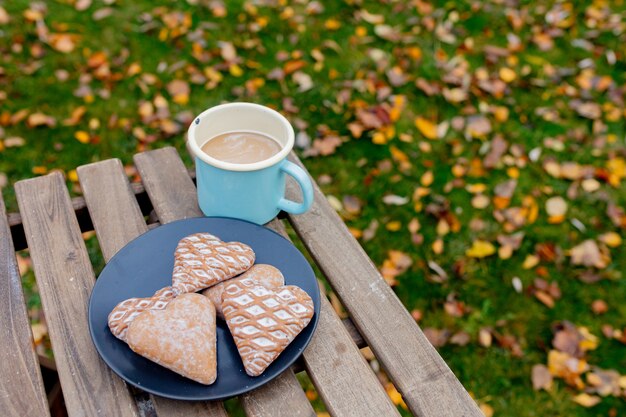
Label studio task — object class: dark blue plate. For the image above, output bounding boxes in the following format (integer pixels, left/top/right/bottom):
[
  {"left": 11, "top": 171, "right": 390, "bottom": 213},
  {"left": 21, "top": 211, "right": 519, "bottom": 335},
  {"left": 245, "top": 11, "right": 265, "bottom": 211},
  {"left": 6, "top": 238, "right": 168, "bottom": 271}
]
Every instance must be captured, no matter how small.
[{"left": 88, "top": 217, "right": 320, "bottom": 401}]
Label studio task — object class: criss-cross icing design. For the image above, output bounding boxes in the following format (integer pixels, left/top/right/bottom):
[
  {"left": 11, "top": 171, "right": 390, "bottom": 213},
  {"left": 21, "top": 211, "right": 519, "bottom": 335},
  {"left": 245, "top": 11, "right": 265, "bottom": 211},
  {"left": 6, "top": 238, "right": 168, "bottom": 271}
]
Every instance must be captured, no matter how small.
[
  {"left": 108, "top": 286, "right": 176, "bottom": 342},
  {"left": 222, "top": 282, "right": 314, "bottom": 377},
  {"left": 172, "top": 233, "right": 255, "bottom": 294}
]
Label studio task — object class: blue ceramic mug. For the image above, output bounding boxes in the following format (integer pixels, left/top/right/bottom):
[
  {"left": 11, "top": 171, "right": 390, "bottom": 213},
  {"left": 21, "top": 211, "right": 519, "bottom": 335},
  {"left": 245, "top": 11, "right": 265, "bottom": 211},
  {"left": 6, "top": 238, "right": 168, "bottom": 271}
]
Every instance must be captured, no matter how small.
[{"left": 187, "top": 103, "right": 313, "bottom": 225}]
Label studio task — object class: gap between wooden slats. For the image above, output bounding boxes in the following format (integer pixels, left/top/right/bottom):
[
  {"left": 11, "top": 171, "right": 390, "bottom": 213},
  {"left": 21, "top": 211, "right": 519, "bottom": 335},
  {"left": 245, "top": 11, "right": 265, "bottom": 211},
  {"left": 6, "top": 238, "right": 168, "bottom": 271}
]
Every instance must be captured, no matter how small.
[
  {"left": 14, "top": 172, "right": 139, "bottom": 417},
  {"left": 133, "top": 148, "right": 315, "bottom": 417},
  {"left": 284, "top": 154, "right": 483, "bottom": 417},
  {"left": 77, "top": 159, "right": 228, "bottom": 417},
  {"left": 0, "top": 194, "right": 51, "bottom": 417}
]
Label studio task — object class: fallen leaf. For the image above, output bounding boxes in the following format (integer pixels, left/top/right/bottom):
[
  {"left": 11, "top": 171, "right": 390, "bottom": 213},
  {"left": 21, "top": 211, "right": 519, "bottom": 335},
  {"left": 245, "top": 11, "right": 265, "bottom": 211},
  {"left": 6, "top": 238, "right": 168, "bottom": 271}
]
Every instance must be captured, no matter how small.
[
  {"left": 4, "top": 137, "right": 25, "bottom": 147},
  {"left": 465, "top": 115, "right": 492, "bottom": 138},
  {"left": 166, "top": 79, "right": 190, "bottom": 105},
  {"left": 423, "top": 328, "right": 449, "bottom": 348},
  {"left": 478, "top": 328, "right": 492, "bottom": 347},
  {"left": 499, "top": 67, "right": 517, "bottom": 82},
  {"left": 292, "top": 71, "right": 313, "bottom": 92},
  {"left": 570, "top": 240, "right": 608, "bottom": 268},
  {"left": 27, "top": 112, "right": 55, "bottom": 127},
  {"left": 31, "top": 323, "right": 47, "bottom": 345},
  {"left": 466, "top": 240, "right": 496, "bottom": 258},
  {"left": 598, "top": 232, "right": 621, "bottom": 248},
  {"left": 450, "top": 331, "right": 471, "bottom": 346},
  {"left": 572, "top": 393, "right": 600, "bottom": 408},
  {"left": 382, "top": 195, "right": 409, "bottom": 205},
  {"left": 535, "top": 291, "right": 554, "bottom": 308},
  {"left": 546, "top": 196, "right": 567, "bottom": 222},
  {"left": 479, "top": 403, "right": 494, "bottom": 417},
  {"left": 48, "top": 33, "right": 77, "bottom": 53},
  {"left": 414, "top": 117, "right": 438, "bottom": 139},
  {"left": 0, "top": 6, "right": 10, "bottom": 25},
  {"left": 531, "top": 364, "right": 553, "bottom": 391},
  {"left": 591, "top": 300, "right": 608, "bottom": 315}
]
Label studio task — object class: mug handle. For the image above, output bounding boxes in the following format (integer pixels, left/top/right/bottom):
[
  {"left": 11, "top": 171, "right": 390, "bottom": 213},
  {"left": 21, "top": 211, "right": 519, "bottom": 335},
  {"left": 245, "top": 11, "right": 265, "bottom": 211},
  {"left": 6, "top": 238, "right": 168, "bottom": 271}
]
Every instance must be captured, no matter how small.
[{"left": 277, "top": 160, "right": 314, "bottom": 215}]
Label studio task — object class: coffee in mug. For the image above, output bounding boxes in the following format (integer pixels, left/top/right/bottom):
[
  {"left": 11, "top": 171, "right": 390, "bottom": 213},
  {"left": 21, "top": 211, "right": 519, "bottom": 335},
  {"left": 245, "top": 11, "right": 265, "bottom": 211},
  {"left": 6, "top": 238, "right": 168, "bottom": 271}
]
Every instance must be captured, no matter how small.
[{"left": 201, "top": 131, "right": 282, "bottom": 164}]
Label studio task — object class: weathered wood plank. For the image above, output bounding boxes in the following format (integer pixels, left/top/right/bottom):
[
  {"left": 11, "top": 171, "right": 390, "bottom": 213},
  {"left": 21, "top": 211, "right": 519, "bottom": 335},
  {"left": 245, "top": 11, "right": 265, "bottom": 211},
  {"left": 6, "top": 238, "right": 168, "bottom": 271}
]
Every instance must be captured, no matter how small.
[
  {"left": 134, "top": 148, "right": 201, "bottom": 223},
  {"left": 266, "top": 219, "right": 401, "bottom": 417},
  {"left": 240, "top": 371, "right": 315, "bottom": 417},
  {"left": 134, "top": 147, "right": 316, "bottom": 417},
  {"left": 0, "top": 194, "right": 51, "bottom": 417},
  {"left": 15, "top": 172, "right": 138, "bottom": 417},
  {"left": 78, "top": 159, "right": 228, "bottom": 417},
  {"left": 286, "top": 154, "right": 482, "bottom": 417}
]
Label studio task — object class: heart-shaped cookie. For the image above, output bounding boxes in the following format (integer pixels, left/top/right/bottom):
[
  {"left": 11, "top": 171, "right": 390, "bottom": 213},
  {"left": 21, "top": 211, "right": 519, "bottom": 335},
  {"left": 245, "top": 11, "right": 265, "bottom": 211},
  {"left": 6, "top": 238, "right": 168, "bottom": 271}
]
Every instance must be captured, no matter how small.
[
  {"left": 202, "top": 264, "right": 285, "bottom": 319},
  {"left": 172, "top": 233, "right": 255, "bottom": 294},
  {"left": 127, "top": 293, "right": 217, "bottom": 385},
  {"left": 108, "top": 286, "right": 176, "bottom": 342},
  {"left": 222, "top": 282, "right": 314, "bottom": 377}
]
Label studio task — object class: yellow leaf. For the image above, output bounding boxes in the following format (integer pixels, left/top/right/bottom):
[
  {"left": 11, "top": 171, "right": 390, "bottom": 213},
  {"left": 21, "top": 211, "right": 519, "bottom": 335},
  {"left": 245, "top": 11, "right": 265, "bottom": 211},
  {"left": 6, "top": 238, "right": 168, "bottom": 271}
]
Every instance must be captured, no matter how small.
[
  {"left": 386, "top": 221, "right": 401, "bottom": 231},
  {"left": 578, "top": 327, "right": 598, "bottom": 351},
  {"left": 436, "top": 219, "right": 449, "bottom": 236},
  {"left": 607, "top": 157, "right": 626, "bottom": 187},
  {"left": 599, "top": 232, "right": 622, "bottom": 248},
  {"left": 506, "top": 167, "right": 519, "bottom": 178},
  {"left": 432, "top": 238, "right": 443, "bottom": 254},
  {"left": 172, "top": 93, "right": 189, "bottom": 105},
  {"left": 372, "top": 131, "right": 387, "bottom": 145},
  {"left": 229, "top": 64, "right": 243, "bottom": 77},
  {"left": 523, "top": 254, "right": 539, "bottom": 269},
  {"left": 31, "top": 323, "right": 47, "bottom": 344},
  {"left": 324, "top": 19, "right": 341, "bottom": 30},
  {"left": 385, "top": 383, "right": 407, "bottom": 409},
  {"left": 32, "top": 166, "right": 47, "bottom": 175},
  {"left": 420, "top": 170, "right": 434, "bottom": 186},
  {"left": 355, "top": 26, "right": 367, "bottom": 37},
  {"left": 494, "top": 106, "right": 509, "bottom": 122},
  {"left": 466, "top": 183, "right": 487, "bottom": 193},
  {"left": 67, "top": 169, "right": 78, "bottom": 182},
  {"left": 479, "top": 403, "right": 494, "bottom": 417},
  {"left": 414, "top": 117, "right": 438, "bottom": 139},
  {"left": 74, "top": 131, "right": 90, "bottom": 144},
  {"left": 466, "top": 240, "right": 496, "bottom": 258},
  {"left": 499, "top": 67, "right": 517, "bottom": 82},
  {"left": 572, "top": 393, "right": 600, "bottom": 408}
]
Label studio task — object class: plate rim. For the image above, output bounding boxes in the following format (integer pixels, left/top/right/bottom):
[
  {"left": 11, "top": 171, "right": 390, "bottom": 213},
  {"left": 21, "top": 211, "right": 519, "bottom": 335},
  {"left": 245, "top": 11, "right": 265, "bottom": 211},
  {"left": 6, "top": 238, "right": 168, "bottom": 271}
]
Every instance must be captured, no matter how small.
[{"left": 88, "top": 216, "right": 321, "bottom": 401}]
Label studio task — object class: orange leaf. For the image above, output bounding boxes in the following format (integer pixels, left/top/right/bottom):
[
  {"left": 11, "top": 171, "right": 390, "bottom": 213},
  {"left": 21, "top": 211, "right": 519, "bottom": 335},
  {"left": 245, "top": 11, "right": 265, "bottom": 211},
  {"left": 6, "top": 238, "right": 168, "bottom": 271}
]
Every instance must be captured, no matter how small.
[{"left": 414, "top": 117, "right": 438, "bottom": 139}]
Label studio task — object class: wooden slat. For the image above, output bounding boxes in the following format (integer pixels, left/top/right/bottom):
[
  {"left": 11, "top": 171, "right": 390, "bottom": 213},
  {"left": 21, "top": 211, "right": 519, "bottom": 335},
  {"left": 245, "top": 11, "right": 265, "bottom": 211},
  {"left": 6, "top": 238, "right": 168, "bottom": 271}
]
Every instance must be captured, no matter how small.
[
  {"left": 14, "top": 172, "right": 138, "bottom": 417},
  {"left": 0, "top": 194, "right": 51, "bottom": 417},
  {"left": 77, "top": 159, "right": 228, "bottom": 417},
  {"left": 266, "top": 220, "right": 400, "bottom": 417},
  {"left": 134, "top": 147, "right": 315, "bottom": 417},
  {"left": 133, "top": 148, "right": 200, "bottom": 224},
  {"left": 240, "top": 371, "right": 315, "bottom": 417},
  {"left": 285, "top": 154, "right": 482, "bottom": 417}
]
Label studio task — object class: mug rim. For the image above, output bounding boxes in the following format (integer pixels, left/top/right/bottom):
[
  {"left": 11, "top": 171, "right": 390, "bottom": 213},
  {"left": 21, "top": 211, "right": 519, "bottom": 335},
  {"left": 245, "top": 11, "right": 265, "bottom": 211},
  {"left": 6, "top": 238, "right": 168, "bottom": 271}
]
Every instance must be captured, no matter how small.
[{"left": 187, "top": 102, "right": 294, "bottom": 172}]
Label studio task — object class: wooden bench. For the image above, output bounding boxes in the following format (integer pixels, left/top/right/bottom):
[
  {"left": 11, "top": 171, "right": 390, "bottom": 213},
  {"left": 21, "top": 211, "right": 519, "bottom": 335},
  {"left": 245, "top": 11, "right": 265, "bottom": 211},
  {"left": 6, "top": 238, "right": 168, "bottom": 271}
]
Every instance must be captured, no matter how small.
[{"left": 1, "top": 147, "right": 482, "bottom": 417}]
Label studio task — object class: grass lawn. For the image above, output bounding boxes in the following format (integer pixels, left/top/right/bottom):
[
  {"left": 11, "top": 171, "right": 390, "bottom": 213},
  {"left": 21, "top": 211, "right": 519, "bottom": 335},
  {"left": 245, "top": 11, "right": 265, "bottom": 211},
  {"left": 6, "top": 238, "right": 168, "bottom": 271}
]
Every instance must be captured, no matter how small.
[{"left": 2, "top": 0, "right": 626, "bottom": 415}]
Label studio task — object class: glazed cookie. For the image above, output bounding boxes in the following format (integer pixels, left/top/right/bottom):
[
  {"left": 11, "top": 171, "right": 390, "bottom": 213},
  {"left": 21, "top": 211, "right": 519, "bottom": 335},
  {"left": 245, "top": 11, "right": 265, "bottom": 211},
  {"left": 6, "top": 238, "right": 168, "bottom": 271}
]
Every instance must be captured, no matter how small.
[
  {"left": 126, "top": 293, "right": 218, "bottom": 385},
  {"left": 222, "top": 282, "right": 314, "bottom": 377},
  {"left": 172, "top": 233, "right": 255, "bottom": 294},
  {"left": 202, "top": 264, "right": 284, "bottom": 318}
]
